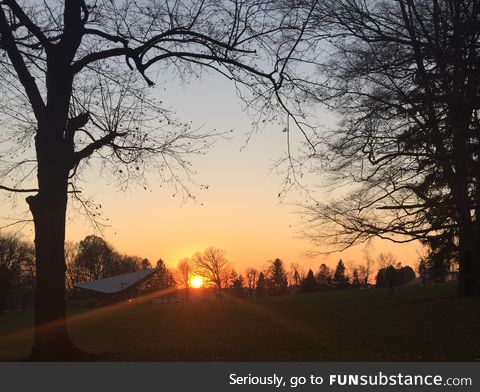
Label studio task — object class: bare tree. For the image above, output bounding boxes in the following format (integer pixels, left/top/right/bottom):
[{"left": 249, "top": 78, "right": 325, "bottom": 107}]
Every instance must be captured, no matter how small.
[
  {"left": 192, "top": 247, "right": 230, "bottom": 299},
  {"left": 377, "top": 252, "right": 399, "bottom": 270},
  {"left": 245, "top": 267, "right": 258, "bottom": 298},
  {"left": 357, "top": 253, "right": 375, "bottom": 286},
  {"left": 296, "top": 0, "right": 480, "bottom": 295},
  {"left": 289, "top": 262, "right": 305, "bottom": 286},
  {"left": 0, "top": 0, "right": 317, "bottom": 358},
  {"left": 0, "top": 233, "right": 32, "bottom": 313},
  {"left": 176, "top": 258, "right": 192, "bottom": 302},
  {"left": 64, "top": 241, "right": 80, "bottom": 291}
]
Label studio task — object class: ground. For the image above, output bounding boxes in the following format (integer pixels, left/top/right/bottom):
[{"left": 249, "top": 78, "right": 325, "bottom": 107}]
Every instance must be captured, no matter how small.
[{"left": 0, "top": 282, "right": 479, "bottom": 361}]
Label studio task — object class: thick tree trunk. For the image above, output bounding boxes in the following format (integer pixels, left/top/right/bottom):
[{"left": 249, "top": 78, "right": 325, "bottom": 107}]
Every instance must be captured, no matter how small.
[
  {"left": 25, "top": 128, "right": 85, "bottom": 360},
  {"left": 27, "top": 194, "right": 75, "bottom": 359},
  {"left": 450, "top": 121, "right": 480, "bottom": 296}
]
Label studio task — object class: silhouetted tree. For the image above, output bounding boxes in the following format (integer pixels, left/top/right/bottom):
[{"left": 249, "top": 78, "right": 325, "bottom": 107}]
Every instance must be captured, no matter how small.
[
  {"left": 421, "top": 234, "right": 457, "bottom": 282},
  {"left": 142, "top": 259, "right": 175, "bottom": 292},
  {"left": 0, "top": 234, "right": 33, "bottom": 313},
  {"left": 316, "top": 263, "right": 332, "bottom": 290},
  {"left": 333, "top": 259, "right": 349, "bottom": 290},
  {"left": 117, "top": 255, "right": 143, "bottom": 275},
  {"left": 75, "top": 235, "right": 115, "bottom": 281},
  {"left": 245, "top": 268, "right": 258, "bottom": 298},
  {"left": 377, "top": 253, "right": 398, "bottom": 271},
  {"left": 299, "top": 269, "right": 317, "bottom": 293},
  {"left": 418, "top": 259, "right": 429, "bottom": 284},
  {"left": 177, "top": 258, "right": 192, "bottom": 302},
  {"left": 193, "top": 247, "right": 230, "bottom": 299},
  {"left": 298, "top": 0, "right": 480, "bottom": 296},
  {"left": 357, "top": 254, "right": 375, "bottom": 286},
  {"left": 156, "top": 259, "right": 175, "bottom": 288},
  {"left": 351, "top": 268, "right": 361, "bottom": 288},
  {"left": 141, "top": 258, "right": 152, "bottom": 270},
  {"left": 255, "top": 272, "right": 268, "bottom": 298},
  {"left": 65, "top": 241, "right": 80, "bottom": 291},
  {"left": 267, "top": 258, "right": 289, "bottom": 296},
  {"left": 376, "top": 264, "right": 416, "bottom": 292},
  {"left": 231, "top": 274, "right": 245, "bottom": 298},
  {"left": 398, "top": 266, "right": 416, "bottom": 286},
  {"left": 0, "top": 0, "right": 314, "bottom": 358},
  {"left": 289, "top": 263, "right": 304, "bottom": 287}
]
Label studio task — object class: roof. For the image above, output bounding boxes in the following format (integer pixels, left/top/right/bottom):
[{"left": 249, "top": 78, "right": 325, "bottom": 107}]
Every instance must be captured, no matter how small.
[{"left": 74, "top": 268, "right": 157, "bottom": 294}]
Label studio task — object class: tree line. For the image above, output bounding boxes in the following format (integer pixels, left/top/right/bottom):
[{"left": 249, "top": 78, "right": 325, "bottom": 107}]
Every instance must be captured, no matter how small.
[
  {"left": 0, "top": 232, "right": 443, "bottom": 312},
  {"left": 0, "top": 233, "right": 175, "bottom": 312},
  {"left": 176, "top": 248, "right": 418, "bottom": 300}
]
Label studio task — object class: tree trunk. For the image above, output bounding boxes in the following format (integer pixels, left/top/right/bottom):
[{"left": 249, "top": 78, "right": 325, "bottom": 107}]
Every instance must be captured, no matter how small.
[
  {"left": 457, "top": 218, "right": 480, "bottom": 296},
  {"left": 25, "top": 131, "right": 84, "bottom": 360},
  {"left": 447, "top": 116, "right": 480, "bottom": 295}
]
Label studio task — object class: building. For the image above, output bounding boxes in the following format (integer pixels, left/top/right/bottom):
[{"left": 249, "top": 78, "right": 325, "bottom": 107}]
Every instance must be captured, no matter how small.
[{"left": 69, "top": 268, "right": 173, "bottom": 306}]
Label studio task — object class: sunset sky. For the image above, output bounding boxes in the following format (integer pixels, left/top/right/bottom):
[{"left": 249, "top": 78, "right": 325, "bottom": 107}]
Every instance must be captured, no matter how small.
[{"left": 1, "top": 70, "right": 421, "bottom": 273}]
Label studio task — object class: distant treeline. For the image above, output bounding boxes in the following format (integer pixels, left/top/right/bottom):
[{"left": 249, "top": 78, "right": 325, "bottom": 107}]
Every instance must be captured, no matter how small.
[
  {"left": 1, "top": 232, "right": 445, "bottom": 311},
  {"left": 0, "top": 233, "right": 174, "bottom": 312}
]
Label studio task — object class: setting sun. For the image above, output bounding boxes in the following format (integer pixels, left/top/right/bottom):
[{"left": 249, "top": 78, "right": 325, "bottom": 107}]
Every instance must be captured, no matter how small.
[{"left": 190, "top": 275, "right": 204, "bottom": 289}]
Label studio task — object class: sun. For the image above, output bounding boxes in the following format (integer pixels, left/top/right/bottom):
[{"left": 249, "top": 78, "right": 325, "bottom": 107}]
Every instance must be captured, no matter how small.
[{"left": 190, "top": 275, "right": 204, "bottom": 289}]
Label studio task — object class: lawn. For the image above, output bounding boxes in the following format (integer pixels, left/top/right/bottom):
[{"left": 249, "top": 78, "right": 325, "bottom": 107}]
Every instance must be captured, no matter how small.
[{"left": 1, "top": 282, "right": 479, "bottom": 361}]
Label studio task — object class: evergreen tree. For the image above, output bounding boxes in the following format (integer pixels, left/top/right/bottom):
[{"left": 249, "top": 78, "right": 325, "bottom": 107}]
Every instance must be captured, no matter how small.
[
  {"left": 351, "top": 268, "right": 361, "bottom": 288},
  {"left": 299, "top": 269, "right": 317, "bottom": 293},
  {"left": 333, "top": 259, "right": 349, "bottom": 290},
  {"left": 143, "top": 259, "right": 175, "bottom": 291},
  {"left": 268, "top": 258, "right": 289, "bottom": 296},
  {"left": 316, "top": 263, "right": 332, "bottom": 290}
]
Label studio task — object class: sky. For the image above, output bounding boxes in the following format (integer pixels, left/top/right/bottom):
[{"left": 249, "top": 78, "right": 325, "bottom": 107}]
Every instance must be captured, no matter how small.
[{"left": 0, "top": 69, "right": 422, "bottom": 274}]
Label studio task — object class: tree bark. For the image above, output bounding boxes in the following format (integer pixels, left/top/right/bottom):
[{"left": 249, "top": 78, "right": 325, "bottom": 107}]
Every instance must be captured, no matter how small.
[
  {"left": 449, "top": 121, "right": 480, "bottom": 296},
  {"left": 25, "top": 117, "right": 84, "bottom": 360}
]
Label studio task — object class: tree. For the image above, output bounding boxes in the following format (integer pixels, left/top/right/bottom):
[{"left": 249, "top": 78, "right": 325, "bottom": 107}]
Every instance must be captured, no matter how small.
[
  {"left": 418, "top": 258, "right": 429, "bottom": 284},
  {"left": 398, "top": 266, "right": 416, "bottom": 286},
  {"left": 357, "top": 254, "right": 375, "bottom": 286},
  {"left": 351, "top": 268, "right": 361, "bottom": 288},
  {"left": 245, "top": 268, "right": 258, "bottom": 298},
  {"left": 333, "top": 259, "right": 349, "bottom": 290},
  {"left": 141, "top": 258, "right": 152, "bottom": 270},
  {"left": 65, "top": 241, "right": 80, "bottom": 291},
  {"left": 421, "top": 234, "right": 457, "bottom": 282},
  {"left": 298, "top": 0, "right": 480, "bottom": 296},
  {"left": 142, "top": 259, "right": 175, "bottom": 292},
  {"left": 155, "top": 259, "right": 175, "bottom": 288},
  {"left": 255, "top": 272, "right": 268, "bottom": 298},
  {"left": 193, "top": 247, "right": 230, "bottom": 299},
  {"left": 176, "top": 258, "right": 192, "bottom": 302},
  {"left": 316, "top": 263, "right": 332, "bottom": 290},
  {"left": 75, "top": 235, "right": 115, "bottom": 281},
  {"left": 0, "top": 0, "right": 315, "bottom": 358},
  {"left": 267, "top": 258, "right": 289, "bottom": 295},
  {"left": 376, "top": 264, "right": 415, "bottom": 292},
  {"left": 377, "top": 253, "right": 399, "bottom": 271},
  {"left": 0, "top": 234, "right": 33, "bottom": 313},
  {"left": 299, "top": 269, "right": 317, "bottom": 293},
  {"left": 289, "top": 263, "right": 304, "bottom": 287},
  {"left": 231, "top": 274, "right": 245, "bottom": 298}
]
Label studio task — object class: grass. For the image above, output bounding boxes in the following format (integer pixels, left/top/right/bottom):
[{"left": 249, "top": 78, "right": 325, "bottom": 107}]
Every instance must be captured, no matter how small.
[{"left": 1, "top": 282, "right": 479, "bottom": 361}]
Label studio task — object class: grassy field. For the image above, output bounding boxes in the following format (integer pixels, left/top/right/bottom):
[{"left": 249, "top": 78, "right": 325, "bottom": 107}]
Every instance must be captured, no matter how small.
[{"left": 1, "top": 282, "right": 479, "bottom": 361}]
